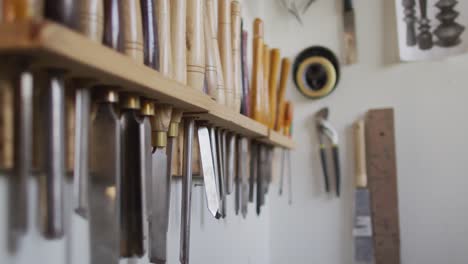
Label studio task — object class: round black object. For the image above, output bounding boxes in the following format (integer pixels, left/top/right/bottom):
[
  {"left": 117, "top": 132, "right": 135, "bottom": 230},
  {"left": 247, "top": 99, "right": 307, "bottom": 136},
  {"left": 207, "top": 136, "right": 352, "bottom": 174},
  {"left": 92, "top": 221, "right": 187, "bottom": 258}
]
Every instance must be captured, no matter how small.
[{"left": 293, "top": 46, "right": 340, "bottom": 99}]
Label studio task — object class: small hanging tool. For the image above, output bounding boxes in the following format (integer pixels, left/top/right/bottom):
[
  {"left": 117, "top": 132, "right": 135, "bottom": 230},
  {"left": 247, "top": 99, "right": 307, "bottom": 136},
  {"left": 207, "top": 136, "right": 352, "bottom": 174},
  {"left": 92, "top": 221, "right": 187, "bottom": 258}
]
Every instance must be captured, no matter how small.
[{"left": 315, "top": 107, "right": 341, "bottom": 197}]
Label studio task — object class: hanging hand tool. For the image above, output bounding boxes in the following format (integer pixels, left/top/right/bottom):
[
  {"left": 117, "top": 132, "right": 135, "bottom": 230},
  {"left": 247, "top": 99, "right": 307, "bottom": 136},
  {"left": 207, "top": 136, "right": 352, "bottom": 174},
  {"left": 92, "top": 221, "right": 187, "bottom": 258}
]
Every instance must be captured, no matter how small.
[
  {"left": 353, "top": 119, "right": 374, "bottom": 264},
  {"left": 149, "top": 103, "right": 172, "bottom": 264},
  {"left": 218, "top": 0, "right": 234, "bottom": 108},
  {"left": 120, "top": 0, "right": 145, "bottom": 257},
  {"left": 315, "top": 107, "right": 341, "bottom": 197},
  {"left": 216, "top": 128, "right": 226, "bottom": 217},
  {"left": 280, "top": 102, "right": 293, "bottom": 204},
  {"left": 221, "top": 130, "right": 228, "bottom": 214},
  {"left": 204, "top": 4, "right": 218, "bottom": 100},
  {"left": 275, "top": 58, "right": 291, "bottom": 132},
  {"left": 180, "top": 117, "right": 195, "bottom": 264},
  {"left": 256, "top": 144, "right": 266, "bottom": 215},
  {"left": 231, "top": 1, "right": 242, "bottom": 112},
  {"left": 208, "top": 127, "right": 222, "bottom": 216},
  {"left": 72, "top": 0, "right": 104, "bottom": 219},
  {"left": 249, "top": 141, "right": 257, "bottom": 203},
  {"left": 142, "top": 0, "right": 159, "bottom": 71},
  {"left": 187, "top": 0, "right": 205, "bottom": 92},
  {"left": 240, "top": 28, "right": 250, "bottom": 116},
  {"left": 226, "top": 133, "right": 236, "bottom": 195},
  {"left": 88, "top": 0, "right": 121, "bottom": 262},
  {"left": 251, "top": 18, "right": 264, "bottom": 123},
  {"left": 239, "top": 137, "right": 249, "bottom": 218},
  {"left": 262, "top": 44, "right": 270, "bottom": 126},
  {"left": 343, "top": 0, "right": 358, "bottom": 65},
  {"left": 268, "top": 49, "right": 281, "bottom": 129}
]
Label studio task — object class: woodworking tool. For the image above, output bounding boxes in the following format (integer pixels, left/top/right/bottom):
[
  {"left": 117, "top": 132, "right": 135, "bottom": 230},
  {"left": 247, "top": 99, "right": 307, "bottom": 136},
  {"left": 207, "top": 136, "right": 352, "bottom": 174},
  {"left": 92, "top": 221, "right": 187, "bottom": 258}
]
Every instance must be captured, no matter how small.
[
  {"left": 204, "top": 4, "right": 218, "bottom": 100},
  {"left": 275, "top": 58, "right": 291, "bottom": 132},
  {"left": 353, "top": 119, "right": 374, "bottom": 264},
  {"left": 293, "top": 46, "right": 340, "bottom": 99},
  {"left": 231, "top": 1, "right": 242, "bottom": 112},
  {"left": 186, "top": 0, "right": 205, "bottom": 92},
  {"left": 149, "top": 103, "right": 172, "bottom": 264},
  {"left": 315, "top": 107, "right": 341, "bottom": 197},
  {"left": 142, "top": 0, "right": 160, "bottom": 70},
  {"left": 209, "top": 126, "right": 222, "bottom": 214},
  {"left": 251, "top": 18, "right": 264, "bottom": 122},
  {"left": 140, "top": 99, "right": 154, "bottom": 229},
  {"left": 239, "top": 137, "right": 249, "bottom": 217},
  {"left": 240, "top": 28, "right": 250, "bottom": 116},
  {"left": 268, "top": 49, "right": 281, "bottom": 129},
  {"left": 256, "top": 144, "right": 267, "bottom": 215},
  {"left": 0, "top": 69, "right": 13, "bottom": 173},
  {"left": 366, "top": 109, "right": 401, "bottom": 264},
  {"left": 226, "top": 132, "right": 236, "bottom": 195},
  {"left": 120, "top": 0, "right": 145, "bottom": 256},
  {"left": 180, "top": 117, "right": 195, "bottom": 264},
  {"left": 216, "top": 128, "right": 226, "bottom": 217},
  {"left": 279, "top": 148, "right": 292, "bottom": 205},
  {"left": 263, "top": 44, "right": 270, "bottom": 126},
  {"left": 343, "top": 0, "right": 358, "bottom": 64},
  {"left": 72, "top": 0, "right": 104, "bottom": 219},
  {"left": 235, "top": 136, "right": 240, "bottom": 215},
  {"left": 249, "top": 141, "right": 258, "bottom": 203},
  {"left": 218, "top": 0, "right": 234, "bottom": 108},
  {"left": 88, "top": 0, "right": 121, "bottom": 262}
]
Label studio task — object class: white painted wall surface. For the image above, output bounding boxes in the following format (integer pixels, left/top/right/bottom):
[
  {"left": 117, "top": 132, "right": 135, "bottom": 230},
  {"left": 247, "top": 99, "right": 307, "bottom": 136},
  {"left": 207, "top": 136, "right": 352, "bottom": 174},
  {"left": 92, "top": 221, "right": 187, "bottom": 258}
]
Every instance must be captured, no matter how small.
[{"left": 2, "top": 1, "right": 468, "bottom": 264}]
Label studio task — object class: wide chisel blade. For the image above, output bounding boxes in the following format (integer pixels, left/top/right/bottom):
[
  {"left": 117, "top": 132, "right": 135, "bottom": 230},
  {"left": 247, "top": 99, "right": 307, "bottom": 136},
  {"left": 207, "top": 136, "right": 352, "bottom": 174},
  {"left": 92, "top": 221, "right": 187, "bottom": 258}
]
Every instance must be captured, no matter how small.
[
  {"left": 197, "top": 125, "right": 221, "bottom": 219},
  {"left": 89, "top": 93, "right": 121, "bottom": 264},
  {"left": 208, "top": 127, "right": 221, "bottom": 216}
]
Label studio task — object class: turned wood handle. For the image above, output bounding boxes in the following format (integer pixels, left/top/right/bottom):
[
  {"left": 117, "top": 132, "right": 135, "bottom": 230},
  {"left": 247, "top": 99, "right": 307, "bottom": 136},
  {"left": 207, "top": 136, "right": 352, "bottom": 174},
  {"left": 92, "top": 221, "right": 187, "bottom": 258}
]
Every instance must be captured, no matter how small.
[
  {"left": 3, "top": 0, "right": 43, "bottom": 21},
  {"left": 152, "top": 104, "right": 172, "bottom": 133},
  {"left": 231, "top": 0, "right": 242, "bottom": 112},
  {"left": 158, "top": 0, "right": 172, "bottom": 77},
  {"left": 206, "top": 0, "right": 225, "bottom": 105},
  {"left": 218, "top": 0, "right": 233, "bottom": 108},
  {"left": 275, "top": 58, "right": 291, "bottom": 131},
  {"left": 204, "top": 9, "right": 218, "bottom": 100},
  {"left": 354, "top": 119, "right": 367, "bottom": 188},
  {"left": 141, "top": 0, "right": 159, "bottom": 70},
  {"left": 283, "top": 101, "right": 293, "bottom": 137},
  {"left": 103, "top": 0, "right": 120, "bottom": 51},
  {"left": 121, "top": 0, "right": 144, "bottom": 64},
  {"left": 170, "top": 0, "right": 186, "bottom": 83},
  {"left": 263, "top": 44, "right": 270, "bottom": 126},
  {"left": 251, "top": 18, "right": 264, "bottom": 122},
  {"left": 268, "top": 48, "right": 281, "bottom": 129},
  {"left": 186, "top": 0, "right": 205, "bottom": 91},
  {"left": 75, "top": 0, "right": 104, "bottom": 42}
]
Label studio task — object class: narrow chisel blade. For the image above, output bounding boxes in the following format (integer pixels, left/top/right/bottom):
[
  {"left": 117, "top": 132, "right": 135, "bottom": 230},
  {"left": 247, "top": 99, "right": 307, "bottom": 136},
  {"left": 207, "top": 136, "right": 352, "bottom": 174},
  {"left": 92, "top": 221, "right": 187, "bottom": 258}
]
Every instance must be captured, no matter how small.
[
  {"left": 249, "top": 142, "right": 257, "bottom": 203},
  {"left": 240, "top": 138, "right": 249, "bottom": 218},
  {"left": 354, "top": 189, "right": 374, "bottom": 263},
  {"left": 141, "top": 118, "right": 153, "bottom": 218},
  {"left": 216, "top": 129, "right": 226, "bottom": 217},
  {"left": 226, "top": 133, "right": 235, "bottom": 194}
]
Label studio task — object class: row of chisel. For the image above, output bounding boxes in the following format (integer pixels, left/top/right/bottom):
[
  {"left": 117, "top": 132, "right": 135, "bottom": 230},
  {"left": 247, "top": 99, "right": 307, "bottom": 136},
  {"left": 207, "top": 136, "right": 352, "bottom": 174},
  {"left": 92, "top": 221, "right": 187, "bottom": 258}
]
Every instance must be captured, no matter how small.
[{"left": 0, "top": 0, "right": 294, "bottom": 264}]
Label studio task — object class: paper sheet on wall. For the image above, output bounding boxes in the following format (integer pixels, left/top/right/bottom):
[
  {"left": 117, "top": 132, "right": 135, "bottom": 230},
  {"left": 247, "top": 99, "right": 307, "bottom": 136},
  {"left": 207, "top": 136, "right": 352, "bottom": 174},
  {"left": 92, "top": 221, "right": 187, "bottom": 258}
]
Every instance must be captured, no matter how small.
[{"left": 395, "top": 0, "right": 468, "bottom": 61}]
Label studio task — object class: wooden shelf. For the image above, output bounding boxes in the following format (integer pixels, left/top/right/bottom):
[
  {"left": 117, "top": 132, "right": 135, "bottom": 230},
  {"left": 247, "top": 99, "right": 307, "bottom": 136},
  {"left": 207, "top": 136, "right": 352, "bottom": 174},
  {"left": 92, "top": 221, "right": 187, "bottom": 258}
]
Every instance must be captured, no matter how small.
[{"left": 0, "top": 21, "right": 294, "bottom": 149}]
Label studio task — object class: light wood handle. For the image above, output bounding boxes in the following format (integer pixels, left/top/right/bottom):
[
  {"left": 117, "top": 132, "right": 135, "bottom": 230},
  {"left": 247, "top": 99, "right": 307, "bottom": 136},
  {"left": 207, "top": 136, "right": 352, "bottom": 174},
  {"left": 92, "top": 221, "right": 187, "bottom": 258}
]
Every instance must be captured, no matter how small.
[
  {"left": 121, "top": 0, "right": 144, "bottom": 64},
  {"left": 170, "top": 0, "right": 186, "bottom": 83},
  {"left": 251, "top": 18, "right": 264, "bottom": 122},
  {"left": 186, "top": 0, "right": 205, "bottom": 91},
  {"left": 263, "top": 44, "right": 270, "bottom": 126},
  {"left": 152, "top": 104, "right": 172, "bottom": 133},
  {"left": 204, "top": 8, "right": 217, "bottom": 99},
  {"left": 3, "top": 0, "right": 43, "bottom": 21},
  {"left": 231, "top": 0, "right": 241, "bottom": 112},
  {"left": 275, "top": 58, "right": 291, "bottom": 131},
  {"left": 158, "top": 0, "right": 172, "bottom": 77},
  {"left": 218, "top": 0, "right": 233, "bottom": 108},
  {"left": 0, "top": 75, "right": 13, "bottom": 170},
  {"left": 268, "top": 48, "right": 281, "bottom": 129},
  {"left": 75, "top": 0, "right": 104, "bottom": 42},
  {"left": 354, "top": 119, "right": 367, "bottom": 188},
  {"left": 206, "top": 0, "right": 225, "bottom": 105}
]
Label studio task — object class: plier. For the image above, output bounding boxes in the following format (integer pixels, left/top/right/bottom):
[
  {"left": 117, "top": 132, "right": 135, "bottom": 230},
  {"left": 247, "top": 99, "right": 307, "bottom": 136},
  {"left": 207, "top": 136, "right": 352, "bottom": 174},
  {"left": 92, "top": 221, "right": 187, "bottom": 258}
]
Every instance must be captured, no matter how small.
[{"left": 315, "top": 107, "right": 341, "bottom": 197}]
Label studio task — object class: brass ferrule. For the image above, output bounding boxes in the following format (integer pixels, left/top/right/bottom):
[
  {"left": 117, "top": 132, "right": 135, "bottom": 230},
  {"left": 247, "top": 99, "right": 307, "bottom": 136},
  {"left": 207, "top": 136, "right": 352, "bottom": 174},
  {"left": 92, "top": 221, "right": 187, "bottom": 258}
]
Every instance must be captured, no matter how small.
[
  {"left": 168, "top": 122, "right": 179, "bottom": 138},
  {"left": 140, "top": 99, "right": 155, "bottom": 116},
  {"left": 152, "top": 131, "right": 167, "bottom": 148},
  {"left": 120, "top": 93, "right": 140, "bottom": 110}
]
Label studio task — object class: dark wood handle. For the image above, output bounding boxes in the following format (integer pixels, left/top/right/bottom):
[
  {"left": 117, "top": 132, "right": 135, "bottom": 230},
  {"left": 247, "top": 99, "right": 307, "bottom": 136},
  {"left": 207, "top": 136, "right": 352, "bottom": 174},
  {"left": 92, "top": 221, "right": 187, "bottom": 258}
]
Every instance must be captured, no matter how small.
[
  {"left": 141, "top": 0, "right": 159, "bottom": 70},
  {"left": 103, "top": 0, "right": 120, "bottom": 51},
  {"left": 45, "top": 0, "right": 75, "bottom": 27}
]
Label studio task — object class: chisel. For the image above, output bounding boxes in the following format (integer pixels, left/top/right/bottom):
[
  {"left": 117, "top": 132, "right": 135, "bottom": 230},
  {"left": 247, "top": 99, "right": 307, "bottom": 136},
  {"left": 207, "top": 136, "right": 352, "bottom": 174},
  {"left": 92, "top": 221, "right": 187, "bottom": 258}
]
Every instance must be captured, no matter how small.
[
  {"left": 187, "top": 0, "right": 205, "bottom": 92},
  {"left": 204, "top": 4, "right": 217, "bottom": 100},
  {"left": 256, "top": 144, "right": 265, "bottom": 215},
  {"left": 141, "top": 0, "right": 159, "bottom": 71},
  {"left": 226, "top": 133, "right": 236, "bottom": 195},
  {"left": 231, "top": 1, "right": 242, "bottom": 112},
  {"left": 140, "top": 99, "right": 154, "bottom": 240},
  {"left": 251, "top": 18, "right": 264, "bottom": 122},
  {"left": 275, "top": 58, "right": 291, "bottom": 132},
  {"left": 88, "top": 0, "right": 121, "bottom": 262},
  {"left": 262, "top": 44, "right": 270, "bottom": 126},
  {"left": 268, "top": 49, "right": 281, "bottom": 129},
  {"left": 120, "top": 0, "right": 145, "bottom": 256},
  {"left": 216, "top": 128, "right": 226, "bottom": 217},
  {"left": 240, "top": 28, "right": 249, "bottom": 116},
  {"left": 218, "top": 0, "right": 234, "bottom": 108},
  {"left": 149, "top": 103, "right": 172, "bottom": 264},
  {"left": 72, "top": 0, "right": 104, "bottom": 218},
  {"left": 248, "top": 141, "right": 257, "bottom": 203},
  {"left": 221, "top": 130, "right": 228, "bottom": 214},
  {"left": 235, "top": 136, "right": 240, "bottom": 215},
  {"left": 353, "top": 119, "right": 374, "bottom": 264},
  {"left": 239, "top": 137, "right": 249, "bottom": 218},
  {"left": 38, "top": 0, "right": 76, "bottom": 239}
]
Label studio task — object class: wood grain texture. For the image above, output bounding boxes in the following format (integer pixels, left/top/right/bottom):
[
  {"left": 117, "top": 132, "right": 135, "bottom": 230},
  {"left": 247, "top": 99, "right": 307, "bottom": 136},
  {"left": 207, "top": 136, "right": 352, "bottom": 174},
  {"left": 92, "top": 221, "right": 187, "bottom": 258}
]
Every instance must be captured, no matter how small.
[
  {"left": 186, "top": 0, "right": 205, "bottom": 91},
  {"left": 0, "top": 72, "right": 13, "bottom": 170},
  {"left": 75, "top": 0, "right": 104, "bottom": 42},
  {"left": 157, "top": 0, "right": 172, "bottom": 77},
  {"left": 204, "top": 9, "right": 217, "bottom": 100},
  {"left": 170, "top": 0, "right": 185, "bottom": 83},
  {"left": 268, "top": 48, "right": 280, "bottom": 129},
  {"left": 250, "top": 18, "right": 264, "bottom": 122},
  {"left": 206, "top": 0, "right": 225, "bottom": 104},
  {"left": 121, "top": 0, "right": 144, "bottom": 64},
  {"left": 218, "top": 0, "right": 233, "bottom": 108},
  {"left": 283, "top": 101, "right": 292, "bottom": 136},
  {"left": 262, "top": 44, "right": 270, "bottom": 126},
  {"left": 275, "top": 58, "right": 290, "bottom": 132},
  {"left": 231, "top": 0, "right": 241, "bottom": 112},
  {"left": 152, "top": 103, "right": 172, "bottom": 132},
  {"left": 354, "top": 119, "right": 367, "bottom": 188}
]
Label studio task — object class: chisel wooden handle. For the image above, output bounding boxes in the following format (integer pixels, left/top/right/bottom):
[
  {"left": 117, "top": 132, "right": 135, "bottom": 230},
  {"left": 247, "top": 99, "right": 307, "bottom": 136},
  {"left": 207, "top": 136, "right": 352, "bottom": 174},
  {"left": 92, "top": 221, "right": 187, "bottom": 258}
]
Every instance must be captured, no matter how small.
[
  {"left": 3, "top": 0, "right": 43, "bottom": 21},
  {"left": 75, "top": 0, "right": 104, "bottom": 42},
  {"left": 263, "top": 44, "right": 270, "bottom": 126},
  {"left": 121, "top": 0, "right": 144, "bottom": 64},
  {"left": 103, "top": 0, "right": 120, "bottom": 50},
  {"left": 44, "top": 0, "right": 75, "bottom": 27},
  {"left": 158, "top": 0, "right": 172, "bottom": 77},
  {"left": 251, "top": 18, "right": 264, "bottom": 122},
  {"left": 0, "top": 75, "right": 13, "bottom": 170},
  {"left": 141, "top": 0, "right": 159, "bottom": 70},
  {"left": 186, "top": 0, "right": 205, "bottom": 91},
  {"left": 268, "top": 49, "right": 281, "bottom": 129},
  {"left": 240, "top": 29, "right": 249, "bottom": 116},
  {"left": 218, "top": 0, "right": 233, "bottom": 108},
  {"left": 204, "top": 7, "right": 217, "bottom": 99},
  {"left": 152, "top": 104, "right": 173, "bottom": 148},
  {"left": 206, "top": 0, "right": 225, "bottom": 104},
  {"left": 231, "top": 1, "right": 241, "bottom": 112},
  {"left": 275, "top": 58, "right": 291, "bottom": 131},
  {"left": 283, "top": 101, "right": 293, "bottom": 137},
  {"left": 354, "top": 119, "right": 367, "bottom": 188},
  {"left": 170, "top": 0, "right": 186, "bottom": 83}
]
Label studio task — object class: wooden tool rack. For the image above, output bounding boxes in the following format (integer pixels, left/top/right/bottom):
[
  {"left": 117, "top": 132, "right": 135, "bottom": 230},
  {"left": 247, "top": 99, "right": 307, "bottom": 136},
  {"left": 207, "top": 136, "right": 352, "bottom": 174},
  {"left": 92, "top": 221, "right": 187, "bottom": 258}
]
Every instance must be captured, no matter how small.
[{"left": 0, "top": 21, "right": 295, "bottom": 149}]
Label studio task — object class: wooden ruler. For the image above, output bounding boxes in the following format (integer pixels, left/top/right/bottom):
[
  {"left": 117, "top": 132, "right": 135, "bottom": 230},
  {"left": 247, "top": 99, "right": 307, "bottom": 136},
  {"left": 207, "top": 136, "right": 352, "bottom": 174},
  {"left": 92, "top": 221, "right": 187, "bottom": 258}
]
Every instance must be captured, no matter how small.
[{"left": 365, "top": 108, "right": 401, "bottom": 264}]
